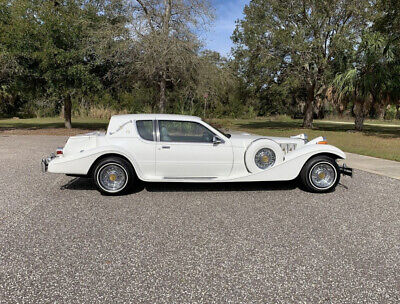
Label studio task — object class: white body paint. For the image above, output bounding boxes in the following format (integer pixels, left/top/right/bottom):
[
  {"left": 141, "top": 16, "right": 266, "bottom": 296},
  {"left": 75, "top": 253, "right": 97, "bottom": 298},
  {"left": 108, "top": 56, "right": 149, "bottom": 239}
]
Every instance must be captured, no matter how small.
[{"left": 47, "top": 114, "right": 346, "bottom": 182}]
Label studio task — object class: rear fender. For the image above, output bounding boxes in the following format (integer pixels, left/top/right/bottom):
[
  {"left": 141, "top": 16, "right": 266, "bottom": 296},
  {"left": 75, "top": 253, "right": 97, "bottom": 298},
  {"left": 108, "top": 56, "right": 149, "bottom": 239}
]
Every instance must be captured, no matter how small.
[{"left": 48, "top": 145, "right": 143, "bottom": 178}]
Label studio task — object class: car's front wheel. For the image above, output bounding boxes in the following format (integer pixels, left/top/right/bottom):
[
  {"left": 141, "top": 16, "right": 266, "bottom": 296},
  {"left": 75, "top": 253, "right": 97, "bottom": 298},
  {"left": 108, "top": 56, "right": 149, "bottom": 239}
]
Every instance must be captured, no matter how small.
[
  {"left": 93, "top": 156, "right": 136, "bottom": 195},
  {"left": 299, "top": 155, "right": 340, "bottom": 193}
]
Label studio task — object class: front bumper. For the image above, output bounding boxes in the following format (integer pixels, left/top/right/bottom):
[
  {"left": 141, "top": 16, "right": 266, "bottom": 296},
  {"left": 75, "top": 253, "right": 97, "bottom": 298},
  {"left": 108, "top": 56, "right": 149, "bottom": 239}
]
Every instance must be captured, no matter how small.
[
  {"left": 339, "top": 164, "right": 353, "bottom": 177},
  {"left": 41, "top": 153, "right": 56, "bottom": 173}
]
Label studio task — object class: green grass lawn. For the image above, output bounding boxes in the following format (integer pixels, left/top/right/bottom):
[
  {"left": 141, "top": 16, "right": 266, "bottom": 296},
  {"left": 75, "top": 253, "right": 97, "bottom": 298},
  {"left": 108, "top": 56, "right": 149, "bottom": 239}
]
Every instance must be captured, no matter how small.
[
  {"left": 1, "top": 116, "right": 399, "bottom": 161},
  {"left": 0, "top": 117, "right": 109, "bottom": 130}
]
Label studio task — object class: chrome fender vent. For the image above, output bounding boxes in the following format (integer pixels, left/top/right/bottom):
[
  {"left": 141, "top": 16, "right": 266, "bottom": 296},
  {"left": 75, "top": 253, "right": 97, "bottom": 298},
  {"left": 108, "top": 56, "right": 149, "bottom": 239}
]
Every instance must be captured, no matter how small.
[{"left": 279, "top": 143, "right": 297, "bottom": 154}]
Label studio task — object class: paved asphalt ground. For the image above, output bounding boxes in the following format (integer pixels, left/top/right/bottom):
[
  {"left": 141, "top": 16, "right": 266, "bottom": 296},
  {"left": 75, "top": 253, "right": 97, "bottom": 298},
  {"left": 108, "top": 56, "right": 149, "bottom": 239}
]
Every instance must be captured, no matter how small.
[{"left": 0, "top": 135, "right": 399, "bottom": 303}]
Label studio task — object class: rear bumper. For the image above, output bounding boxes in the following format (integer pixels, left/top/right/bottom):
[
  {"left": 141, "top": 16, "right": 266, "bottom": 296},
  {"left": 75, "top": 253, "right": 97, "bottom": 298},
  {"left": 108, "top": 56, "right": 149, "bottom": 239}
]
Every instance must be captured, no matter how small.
[
  {"left": 339, "top": 164, "right": 353, "bottom": 177},
  {"left": 41, "top": 154, "right": 56, "bottom": 173}
]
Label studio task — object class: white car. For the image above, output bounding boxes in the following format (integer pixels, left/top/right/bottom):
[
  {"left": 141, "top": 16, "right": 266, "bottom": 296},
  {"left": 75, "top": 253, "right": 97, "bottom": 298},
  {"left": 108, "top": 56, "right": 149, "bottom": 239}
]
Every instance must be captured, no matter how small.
[{"left": 42, "top": 114, "right": 353, "bottom": 195}]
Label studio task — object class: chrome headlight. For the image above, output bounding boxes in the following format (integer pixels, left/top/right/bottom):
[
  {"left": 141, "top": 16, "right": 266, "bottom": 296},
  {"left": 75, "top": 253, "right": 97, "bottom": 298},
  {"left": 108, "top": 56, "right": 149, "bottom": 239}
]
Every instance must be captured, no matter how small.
[{"left": 255, "top": 148, "right": 276, "bottom": 170}]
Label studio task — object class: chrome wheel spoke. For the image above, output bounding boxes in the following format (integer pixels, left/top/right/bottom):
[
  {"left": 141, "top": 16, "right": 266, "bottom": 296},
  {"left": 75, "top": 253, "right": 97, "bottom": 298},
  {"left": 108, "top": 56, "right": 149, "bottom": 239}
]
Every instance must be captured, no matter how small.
[
  {"left": 98, "top": 164, "right": 127, "bottom": 192},
  {"left": 310, "top": 163, "right": 336, "bottom": 189},
  {"left": 255, "top": 148, "right": 276, "bottom": 170}
]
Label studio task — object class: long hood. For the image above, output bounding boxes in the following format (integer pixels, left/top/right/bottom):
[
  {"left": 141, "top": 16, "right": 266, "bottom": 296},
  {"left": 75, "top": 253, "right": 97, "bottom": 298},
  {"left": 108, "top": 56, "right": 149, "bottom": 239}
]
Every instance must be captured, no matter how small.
[{"left": 228, "top": 132, "right": 306, "bottom": 148}]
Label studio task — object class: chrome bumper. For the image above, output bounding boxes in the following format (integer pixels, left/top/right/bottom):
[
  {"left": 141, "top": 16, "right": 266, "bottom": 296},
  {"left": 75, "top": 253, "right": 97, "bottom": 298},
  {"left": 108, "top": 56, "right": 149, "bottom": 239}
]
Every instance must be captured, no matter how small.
[
  {"left": 339, "top": 163, "right": 353, "bottom": 177},
  {"left": 41, "top": 153, "right": 56, "bottom": 173}
]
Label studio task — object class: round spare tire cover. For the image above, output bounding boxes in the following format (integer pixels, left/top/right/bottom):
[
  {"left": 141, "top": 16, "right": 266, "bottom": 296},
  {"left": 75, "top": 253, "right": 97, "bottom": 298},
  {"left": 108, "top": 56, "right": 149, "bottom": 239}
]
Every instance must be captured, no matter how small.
[{"left": 245, "top": 139, "right": 284, "bottom": 173}]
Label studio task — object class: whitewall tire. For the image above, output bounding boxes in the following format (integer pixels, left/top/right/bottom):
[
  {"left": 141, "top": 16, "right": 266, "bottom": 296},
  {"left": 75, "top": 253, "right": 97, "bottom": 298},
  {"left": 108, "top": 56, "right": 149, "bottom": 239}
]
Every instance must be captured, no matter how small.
[
  {"left": 299, "top": 155, "right": 340, "bottom": 193},
  {"left": 93, "top": 156, "right": 136, "bottom": 195}
]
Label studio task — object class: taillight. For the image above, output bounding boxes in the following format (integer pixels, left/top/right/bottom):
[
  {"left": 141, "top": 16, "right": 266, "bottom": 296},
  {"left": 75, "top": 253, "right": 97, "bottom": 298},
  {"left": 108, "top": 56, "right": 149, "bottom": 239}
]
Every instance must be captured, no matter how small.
[{"left": 56, "top": 147, "right": 63, "bottom": 155}]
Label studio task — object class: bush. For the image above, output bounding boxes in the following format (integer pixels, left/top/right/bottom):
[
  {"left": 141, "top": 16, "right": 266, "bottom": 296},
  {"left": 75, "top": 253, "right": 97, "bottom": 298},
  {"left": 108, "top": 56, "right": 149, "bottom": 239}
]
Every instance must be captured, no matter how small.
[{"left": 384, "top": 105, "right": 397, "bottom": 120}]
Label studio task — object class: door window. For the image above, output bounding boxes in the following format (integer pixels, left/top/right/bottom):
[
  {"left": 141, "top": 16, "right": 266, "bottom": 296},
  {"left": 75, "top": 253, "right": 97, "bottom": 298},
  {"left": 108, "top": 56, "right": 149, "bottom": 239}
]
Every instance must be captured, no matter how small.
[
  {"left": 159, "top": 121, "right": 215, "bottom": 143},
  {"left": 136, "top": 120, "right": 154, "bottom": 141}
]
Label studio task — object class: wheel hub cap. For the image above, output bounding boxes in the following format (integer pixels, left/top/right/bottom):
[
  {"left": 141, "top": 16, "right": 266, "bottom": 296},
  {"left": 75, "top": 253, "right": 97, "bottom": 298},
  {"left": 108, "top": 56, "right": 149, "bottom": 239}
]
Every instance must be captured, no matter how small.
[
  {"left": 310, "top": 163, "right": 336, "bottom": 189},
  {"left": 255, "top": 148, "right": 276, "bottom": 170},
  {"left": 99, "top": 164, "right": 127, "bottom": 192}
]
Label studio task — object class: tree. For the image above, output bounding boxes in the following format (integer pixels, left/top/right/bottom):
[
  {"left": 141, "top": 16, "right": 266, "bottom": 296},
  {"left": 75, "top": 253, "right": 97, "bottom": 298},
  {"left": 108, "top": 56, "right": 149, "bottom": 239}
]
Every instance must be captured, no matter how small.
[
  {"left": 232, "top": 0, "right": 372, "bottom": 127},
  {"left": 374, "top": 0, "right": 400, "bottom": 119},
  {"left": 130, "top": 0, "right": 214, "bottom": 113},
  {"left": 334, "top": 32, "right": 396, "bottom": 130},
  {"left": 0, "top": 0, "right": 129, "bottom": 127},
  {"left": 37, "top": 0, "right": 129, "bottom": 128},
  {"left": 375, "top": 0, "right": 400, "bottom": 43}
]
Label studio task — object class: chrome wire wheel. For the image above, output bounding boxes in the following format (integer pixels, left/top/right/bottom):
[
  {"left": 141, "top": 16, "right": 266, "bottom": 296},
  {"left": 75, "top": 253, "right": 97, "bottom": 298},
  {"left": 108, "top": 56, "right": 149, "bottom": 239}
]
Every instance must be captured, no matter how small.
[
  {"left": 254, "top": 148, "right": 276, "bottom": 170},
  {"left": 309, "top": 162, "right": 337, "bottom": 190},
  {"left": 97, "top": 163, "right": 128, "bottom": 193}
]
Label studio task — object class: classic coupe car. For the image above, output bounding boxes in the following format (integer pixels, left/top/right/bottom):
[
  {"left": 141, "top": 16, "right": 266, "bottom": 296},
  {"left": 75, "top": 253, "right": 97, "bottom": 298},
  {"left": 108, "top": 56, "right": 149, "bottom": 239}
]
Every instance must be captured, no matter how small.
[{"left": 42, "top": 114, "right": 352, "bottom": 195}]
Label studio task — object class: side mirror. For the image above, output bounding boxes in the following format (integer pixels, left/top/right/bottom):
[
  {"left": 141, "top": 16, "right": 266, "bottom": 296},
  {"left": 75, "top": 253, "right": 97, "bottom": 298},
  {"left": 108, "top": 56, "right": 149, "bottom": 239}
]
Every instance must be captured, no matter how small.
[{"left": 212, "top": 136, "right": 224, "bottom": 145}]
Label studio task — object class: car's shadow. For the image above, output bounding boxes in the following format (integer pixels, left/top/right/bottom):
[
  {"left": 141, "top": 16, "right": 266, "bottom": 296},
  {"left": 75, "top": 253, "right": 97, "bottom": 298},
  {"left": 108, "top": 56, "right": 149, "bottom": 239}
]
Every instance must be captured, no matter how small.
[{"left": 60, "top": 177, "right": 299, "bottom": 193}]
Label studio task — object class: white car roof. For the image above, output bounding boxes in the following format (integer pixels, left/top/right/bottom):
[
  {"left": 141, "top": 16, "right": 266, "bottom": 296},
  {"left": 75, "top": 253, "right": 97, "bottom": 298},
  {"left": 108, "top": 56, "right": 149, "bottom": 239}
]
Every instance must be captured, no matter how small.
[{"left": 111, "top": 114, "right": 202, "bottom": 122}]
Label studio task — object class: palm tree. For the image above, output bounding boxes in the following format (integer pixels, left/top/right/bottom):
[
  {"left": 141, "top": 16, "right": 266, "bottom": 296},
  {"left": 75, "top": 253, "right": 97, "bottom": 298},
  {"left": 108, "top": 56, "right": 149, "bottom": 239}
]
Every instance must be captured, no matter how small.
[{"left": 333, "top": 32, "right": 397, "bottom": 131}]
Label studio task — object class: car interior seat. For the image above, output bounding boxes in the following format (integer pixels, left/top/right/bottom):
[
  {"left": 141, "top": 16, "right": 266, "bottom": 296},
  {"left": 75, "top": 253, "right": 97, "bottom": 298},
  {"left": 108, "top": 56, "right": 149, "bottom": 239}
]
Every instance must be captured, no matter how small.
[{"left": 160, "top": 126, "right": 171, "bottom": 141}]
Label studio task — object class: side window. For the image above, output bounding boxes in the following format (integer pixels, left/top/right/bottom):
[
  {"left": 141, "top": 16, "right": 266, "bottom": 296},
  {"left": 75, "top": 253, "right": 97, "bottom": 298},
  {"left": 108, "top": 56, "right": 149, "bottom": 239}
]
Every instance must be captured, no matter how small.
[
  {"left": 159, "top": 121, "right": 215, "bottom": 143},
  {"left": 136, "top": 120, "right": 154, "bottom": 141}
]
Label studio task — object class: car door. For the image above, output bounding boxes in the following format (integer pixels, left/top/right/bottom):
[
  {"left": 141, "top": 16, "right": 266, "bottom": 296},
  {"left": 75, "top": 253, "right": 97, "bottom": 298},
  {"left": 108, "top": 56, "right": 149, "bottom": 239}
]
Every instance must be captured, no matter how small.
[{"left": 155, "top": 120, "right": 233, "bottom": 178}]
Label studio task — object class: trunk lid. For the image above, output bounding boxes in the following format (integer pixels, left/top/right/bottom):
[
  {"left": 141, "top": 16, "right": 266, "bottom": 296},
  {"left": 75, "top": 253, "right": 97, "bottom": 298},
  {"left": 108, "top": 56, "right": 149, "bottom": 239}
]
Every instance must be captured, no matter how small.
[{"left": 63, "top": 131, "right": 105, "bottom": 156}]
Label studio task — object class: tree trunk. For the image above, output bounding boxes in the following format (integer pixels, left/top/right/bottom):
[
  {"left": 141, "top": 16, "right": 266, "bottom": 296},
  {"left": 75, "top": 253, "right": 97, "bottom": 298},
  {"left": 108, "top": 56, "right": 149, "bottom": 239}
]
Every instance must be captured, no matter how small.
[
  {"left": 353, "top": 98, "right": 365, "bottom": 131},
  {"left": 190, "top": 97, "right": 194, "bottom": 115},
  {"left": 375, "top": 99, "right": 386, "bottom": 120},
  {"left": 396, "top": 104, "right": 400, "bottom": 120},
  {"left": 159, "top": 77, "right": 166, "bottom": 113},
  {"left": 354, "top": 114, "right": 364, "bottom": 131},
  {"left": 377, "top": 108, "right": 385, "bottom": 120},
  {"left": 64, "top": 94, "right": 72, "bottom": 129},
  {"left": 302, "top": 84, "right": 315, "bottom": 128}
]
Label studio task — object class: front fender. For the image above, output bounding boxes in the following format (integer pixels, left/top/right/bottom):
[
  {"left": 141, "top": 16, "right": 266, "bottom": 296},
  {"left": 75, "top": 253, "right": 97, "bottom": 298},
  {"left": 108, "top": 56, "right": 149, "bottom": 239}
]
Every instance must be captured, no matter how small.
[
  {"left": 48, "top": 145, "right": 143, "bottom": 178},
  {"left": 285, "top": 144, "right": 346, "bottom": 162},
  {"left": 230, "top": 144, "right": 346, "bottom": 182}
]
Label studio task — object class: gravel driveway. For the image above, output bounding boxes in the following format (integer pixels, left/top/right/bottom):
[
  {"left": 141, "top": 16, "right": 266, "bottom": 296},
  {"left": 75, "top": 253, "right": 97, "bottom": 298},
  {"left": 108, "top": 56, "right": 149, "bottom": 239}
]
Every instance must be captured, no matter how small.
[{"left": 0, "top": 135, "right": 399, "bottom": 303}]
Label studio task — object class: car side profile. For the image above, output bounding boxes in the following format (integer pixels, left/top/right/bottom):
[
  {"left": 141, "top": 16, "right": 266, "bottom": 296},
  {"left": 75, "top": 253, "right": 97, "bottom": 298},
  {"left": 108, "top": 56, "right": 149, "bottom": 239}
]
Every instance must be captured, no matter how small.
[{"left": 42, "top": 114, "right": 353, "bottom": 195}]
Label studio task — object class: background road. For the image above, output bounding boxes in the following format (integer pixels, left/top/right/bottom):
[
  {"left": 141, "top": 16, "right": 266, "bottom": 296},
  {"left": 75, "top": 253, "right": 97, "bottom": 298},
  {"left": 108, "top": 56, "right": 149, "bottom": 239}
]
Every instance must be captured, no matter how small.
[{"left": 0, "top": 135, "right": 399, "bottom": 303}]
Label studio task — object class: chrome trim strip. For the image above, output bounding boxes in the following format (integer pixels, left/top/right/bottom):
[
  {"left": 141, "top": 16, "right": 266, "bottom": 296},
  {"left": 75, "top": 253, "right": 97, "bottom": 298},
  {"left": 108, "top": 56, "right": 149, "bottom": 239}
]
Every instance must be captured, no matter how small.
[
  {"left": 163, "top": 177, "right": 217, "bottom": 180},
  {"left": 152, "top": 120, "right": 157, "bottom": 142},
  {"left": 155, "top": 119, "right": 161, "bottom": 142}
]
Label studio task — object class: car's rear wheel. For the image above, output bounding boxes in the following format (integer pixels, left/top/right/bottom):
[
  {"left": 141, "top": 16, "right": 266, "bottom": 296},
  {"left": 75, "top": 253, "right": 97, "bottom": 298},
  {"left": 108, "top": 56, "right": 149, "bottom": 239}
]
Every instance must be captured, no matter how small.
[
  {"left": 93, "top": 156, "right": 136, "bottom": 195},
  {"left": 299, "top": 155, "right": 340, "bottom": 193}
]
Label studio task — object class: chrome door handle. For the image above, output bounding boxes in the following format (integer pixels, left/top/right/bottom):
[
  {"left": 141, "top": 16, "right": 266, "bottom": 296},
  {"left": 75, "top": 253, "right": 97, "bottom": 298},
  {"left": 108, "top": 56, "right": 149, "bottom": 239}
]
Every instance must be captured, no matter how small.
[{"left": 162, "top": 146, "right": 171, "bottom": 149}]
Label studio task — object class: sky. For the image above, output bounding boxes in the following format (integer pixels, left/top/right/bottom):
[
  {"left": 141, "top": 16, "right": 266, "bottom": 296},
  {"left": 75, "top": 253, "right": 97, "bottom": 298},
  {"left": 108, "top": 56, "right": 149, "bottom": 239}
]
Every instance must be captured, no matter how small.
[{"left": 201, "top": 0, "right": 250, "bottom": 57}]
